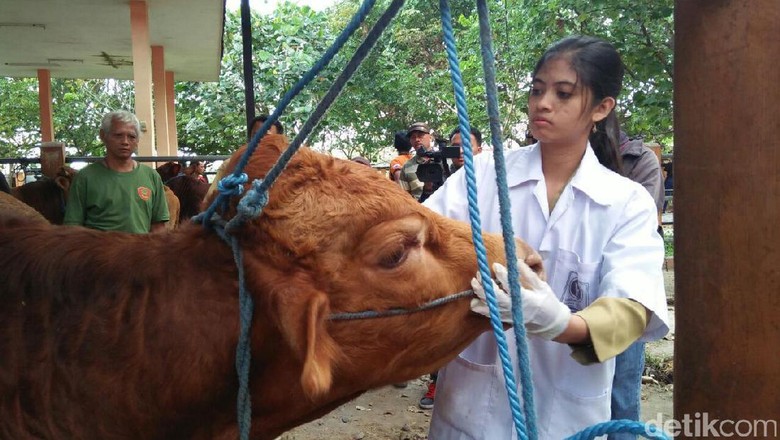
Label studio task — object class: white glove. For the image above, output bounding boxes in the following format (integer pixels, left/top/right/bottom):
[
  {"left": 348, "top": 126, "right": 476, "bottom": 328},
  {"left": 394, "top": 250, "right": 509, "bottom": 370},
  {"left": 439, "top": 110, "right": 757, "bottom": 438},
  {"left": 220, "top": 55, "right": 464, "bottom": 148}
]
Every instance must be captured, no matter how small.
[
  {"left": 470, "top": 261, "right": 572, "bottom": 340},
  {"left": 470, "top": 271, "right": 513, "bottom": 323}
]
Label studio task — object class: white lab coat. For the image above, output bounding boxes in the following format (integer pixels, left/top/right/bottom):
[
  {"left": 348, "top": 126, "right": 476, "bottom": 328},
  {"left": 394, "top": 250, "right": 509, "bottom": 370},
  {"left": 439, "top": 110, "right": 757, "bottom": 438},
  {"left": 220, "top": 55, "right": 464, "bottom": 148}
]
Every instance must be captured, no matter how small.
[{"left": 423, "top": 143, "right": 669, "bottom": 440}]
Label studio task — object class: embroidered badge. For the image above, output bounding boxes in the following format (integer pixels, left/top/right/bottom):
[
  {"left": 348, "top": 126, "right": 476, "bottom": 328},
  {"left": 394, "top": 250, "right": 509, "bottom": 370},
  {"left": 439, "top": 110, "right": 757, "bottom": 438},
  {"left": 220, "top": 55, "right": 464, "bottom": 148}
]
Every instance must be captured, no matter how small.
[
  {"left": 137, "top": 186, "right": 152, "bottom": 201},
  {"left": 562, "top": 271, "right": 590, "bottom": 312}
]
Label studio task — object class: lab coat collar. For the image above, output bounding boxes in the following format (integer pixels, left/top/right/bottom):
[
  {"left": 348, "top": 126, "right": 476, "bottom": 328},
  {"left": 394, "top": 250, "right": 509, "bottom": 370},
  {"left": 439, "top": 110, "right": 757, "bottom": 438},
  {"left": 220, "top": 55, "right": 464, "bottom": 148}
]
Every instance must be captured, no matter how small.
[
  {"left": 570, "top": 144, "right": 620, "bottom": 206},
  {"left": 506, "top": 142, "right": 619, "bottom": 207},
  {"left": 506, "top": 143, "right": 544, "bottom": 187}
]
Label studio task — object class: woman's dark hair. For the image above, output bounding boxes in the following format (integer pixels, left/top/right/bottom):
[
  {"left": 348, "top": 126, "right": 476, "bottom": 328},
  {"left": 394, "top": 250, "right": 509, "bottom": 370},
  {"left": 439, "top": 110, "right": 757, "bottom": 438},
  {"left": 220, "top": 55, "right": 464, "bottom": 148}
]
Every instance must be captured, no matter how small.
[
  {"left": 393, "top": 130, "right": 412, "bottom": 153},
  {"left": 532, "top": 35, "right": 624, "bottom": 174}
]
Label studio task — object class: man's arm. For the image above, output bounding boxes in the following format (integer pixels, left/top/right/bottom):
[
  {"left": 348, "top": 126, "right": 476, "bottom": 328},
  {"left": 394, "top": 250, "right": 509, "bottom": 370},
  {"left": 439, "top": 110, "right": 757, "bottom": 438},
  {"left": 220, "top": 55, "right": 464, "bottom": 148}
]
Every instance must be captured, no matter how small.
[
  {"left": 150, "top": 222, "right": 167, "bottom": 233},
  {"left": 62, "top": 174, "right": 86, "bottom": 226}
]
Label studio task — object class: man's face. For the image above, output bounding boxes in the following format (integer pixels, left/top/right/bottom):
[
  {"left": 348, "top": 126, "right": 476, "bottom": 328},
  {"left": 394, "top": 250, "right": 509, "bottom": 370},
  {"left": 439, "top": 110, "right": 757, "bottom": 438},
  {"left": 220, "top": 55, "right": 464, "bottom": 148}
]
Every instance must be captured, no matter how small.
[
  {"left": 101, "top": 121, "right": 138, "bottom": 161},
  {"left": 450, "top": 132, "right": 481, "bottom": 168},
  {"left": 409, "top": 130, "right": 432, "bottom": 152}
]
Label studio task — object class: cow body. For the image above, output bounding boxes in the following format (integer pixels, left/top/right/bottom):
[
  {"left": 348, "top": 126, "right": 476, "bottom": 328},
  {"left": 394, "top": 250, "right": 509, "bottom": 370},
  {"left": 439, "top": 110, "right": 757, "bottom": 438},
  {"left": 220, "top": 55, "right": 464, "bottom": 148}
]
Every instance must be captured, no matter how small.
[
  {"left": 0, "top": 135, "right": 540, "bottom": 439},
  {"left": 10, "top": 166, "right": 76, "bottom": 224},
  {"left": 157, "top": 162, "right": 210, "bottom": 225}
]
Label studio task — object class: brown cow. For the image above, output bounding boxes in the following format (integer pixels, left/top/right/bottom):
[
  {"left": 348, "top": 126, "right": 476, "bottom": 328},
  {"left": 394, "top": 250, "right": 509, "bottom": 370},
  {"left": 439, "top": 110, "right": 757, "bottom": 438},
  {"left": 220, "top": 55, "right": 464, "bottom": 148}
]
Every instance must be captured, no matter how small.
[
  {"left": 0, "top": 134, "right": 542, "bottom": 439},
  {"left": 157, "top": 161, "right": 210, "bottom": 225},
  {"left": 10, "top": 165, "right": 76, "bottom": 224},
  {"left": 0, "top": 191, "right": 49, "bottom": 225}
]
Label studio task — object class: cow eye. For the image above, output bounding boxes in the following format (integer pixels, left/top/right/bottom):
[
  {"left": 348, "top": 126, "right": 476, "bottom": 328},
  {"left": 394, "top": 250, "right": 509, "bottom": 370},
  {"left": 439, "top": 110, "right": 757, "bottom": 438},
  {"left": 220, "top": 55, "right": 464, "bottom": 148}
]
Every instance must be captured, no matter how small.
[
  {"left": 378, "top": 236, "right": 419, "bottom": 269},
  {"left": 379, "top": 247, "right": 408, "bottom": 269}
]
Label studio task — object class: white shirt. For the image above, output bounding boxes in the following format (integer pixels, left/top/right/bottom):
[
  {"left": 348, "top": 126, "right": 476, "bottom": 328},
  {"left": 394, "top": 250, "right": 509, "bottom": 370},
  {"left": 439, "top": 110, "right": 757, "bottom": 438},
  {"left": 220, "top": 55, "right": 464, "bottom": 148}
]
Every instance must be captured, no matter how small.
[{"left": 423, "top": 143, "right": 669, "bottom": 440}]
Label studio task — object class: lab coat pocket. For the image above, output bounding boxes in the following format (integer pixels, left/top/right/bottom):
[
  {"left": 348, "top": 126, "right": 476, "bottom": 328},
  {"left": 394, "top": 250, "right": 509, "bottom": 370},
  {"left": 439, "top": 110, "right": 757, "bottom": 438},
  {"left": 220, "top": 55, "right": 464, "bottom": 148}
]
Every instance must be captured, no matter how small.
[
  {"left": 550, "top": 249, "right": 601, "bottom": 313},
  {"left": 433, "top": 335, "right": 498, "bottom": 436},
  {"left": 546, "top": 386, "right": 611, "bottom": 439}
]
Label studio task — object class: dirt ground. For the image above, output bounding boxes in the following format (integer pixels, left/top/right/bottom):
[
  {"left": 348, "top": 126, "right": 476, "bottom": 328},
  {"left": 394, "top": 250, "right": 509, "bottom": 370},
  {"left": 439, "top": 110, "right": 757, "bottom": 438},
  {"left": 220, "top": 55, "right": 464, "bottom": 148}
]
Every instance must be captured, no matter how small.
[{"left": 278, "top": 270, "right": 677, "bottom": 440}]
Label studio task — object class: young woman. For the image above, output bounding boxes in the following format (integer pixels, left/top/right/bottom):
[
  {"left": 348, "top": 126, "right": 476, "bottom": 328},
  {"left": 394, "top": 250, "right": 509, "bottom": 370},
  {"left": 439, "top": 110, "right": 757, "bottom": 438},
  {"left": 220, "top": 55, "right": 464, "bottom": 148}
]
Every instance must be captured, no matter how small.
[{"left": 423, "top": 36, "right": 669, "bottom": 439}]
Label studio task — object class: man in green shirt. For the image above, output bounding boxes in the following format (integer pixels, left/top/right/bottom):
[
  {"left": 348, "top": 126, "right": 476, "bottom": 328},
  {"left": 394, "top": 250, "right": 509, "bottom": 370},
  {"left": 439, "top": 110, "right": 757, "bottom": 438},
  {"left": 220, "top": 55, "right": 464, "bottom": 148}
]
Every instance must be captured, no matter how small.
[{"left": 64, "top": 110, "right": 169, "bottom": 234}]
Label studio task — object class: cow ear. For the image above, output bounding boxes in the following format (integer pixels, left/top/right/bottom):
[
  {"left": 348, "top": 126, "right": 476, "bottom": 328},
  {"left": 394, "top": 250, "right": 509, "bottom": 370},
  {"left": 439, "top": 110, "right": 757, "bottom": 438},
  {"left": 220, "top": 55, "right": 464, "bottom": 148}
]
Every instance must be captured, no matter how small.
[
  {"left": 54, "top": 176, "right": 71, "bottom": 192},
  {"left": 276, "top": 290, "right": 338, "bottom": 399}
]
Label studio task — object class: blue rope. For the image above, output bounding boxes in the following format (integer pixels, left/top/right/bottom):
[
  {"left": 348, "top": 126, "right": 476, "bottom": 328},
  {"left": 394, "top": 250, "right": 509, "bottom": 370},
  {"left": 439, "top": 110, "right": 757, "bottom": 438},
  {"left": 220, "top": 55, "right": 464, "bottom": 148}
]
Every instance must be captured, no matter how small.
[
  {"left": 475, "top": 0, "right": 538, "bottom": 436},
  {"left": 566, "top": 420, "right": 671, "bottom": 440},
  {"left": 224, "top": 0, "right": 406, "bottom": 233},
  {"left": 439, "top": 1, "right": 528, "bottom": 439},
  {"left": 200, "top": 0, "right": 380, "bottom": 228},
  {"left": 191, "top": 2, "right": 408, "bottom": 439}
]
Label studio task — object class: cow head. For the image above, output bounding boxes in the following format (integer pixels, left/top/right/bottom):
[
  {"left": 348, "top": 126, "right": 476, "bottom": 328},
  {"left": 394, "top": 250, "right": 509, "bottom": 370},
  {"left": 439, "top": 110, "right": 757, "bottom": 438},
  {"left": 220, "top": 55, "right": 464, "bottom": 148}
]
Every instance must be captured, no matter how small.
[
  {"left": 54, "top": 166, "right": 77, "bottom": 200},
  {"left": 206, "top": 134, "right": 543, "bottom": 403},
  {"left": 156, "top": 161, "right": 182, "bottom": 183}
]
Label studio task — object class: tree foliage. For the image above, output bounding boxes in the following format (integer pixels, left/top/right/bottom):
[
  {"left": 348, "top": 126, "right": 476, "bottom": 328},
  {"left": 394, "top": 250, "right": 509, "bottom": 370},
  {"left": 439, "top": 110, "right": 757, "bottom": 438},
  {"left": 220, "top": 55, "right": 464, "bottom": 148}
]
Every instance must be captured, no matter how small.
[{"left": 0, "top": 0, "right": 674, "bottom": 162}]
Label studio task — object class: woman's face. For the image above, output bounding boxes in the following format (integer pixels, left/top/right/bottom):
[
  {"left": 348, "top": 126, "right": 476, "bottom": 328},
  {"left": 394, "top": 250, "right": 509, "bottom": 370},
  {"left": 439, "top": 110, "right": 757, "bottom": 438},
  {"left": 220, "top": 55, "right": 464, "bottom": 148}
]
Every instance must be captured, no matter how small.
[
  {"left": 197, "top": 162, "right": 205, "bottom": 174},
  {"left": 528, "top": 57, "right": 609, "bottom": 148}
]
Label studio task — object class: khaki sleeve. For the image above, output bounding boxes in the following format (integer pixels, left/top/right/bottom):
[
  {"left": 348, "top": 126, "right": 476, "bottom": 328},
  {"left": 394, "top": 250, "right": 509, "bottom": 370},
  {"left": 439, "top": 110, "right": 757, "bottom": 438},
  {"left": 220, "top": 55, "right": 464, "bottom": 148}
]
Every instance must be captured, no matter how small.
[{"left": 569, "top": 297, "right": 648, "bottom": 365}]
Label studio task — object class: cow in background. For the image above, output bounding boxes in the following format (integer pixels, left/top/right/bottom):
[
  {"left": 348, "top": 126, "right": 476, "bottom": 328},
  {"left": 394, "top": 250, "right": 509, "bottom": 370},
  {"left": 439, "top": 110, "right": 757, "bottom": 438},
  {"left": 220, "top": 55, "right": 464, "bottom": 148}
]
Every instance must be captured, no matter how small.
[
  {"left": 0, "top": 170, "right": 10, "bottom": 193},
  {"left": 0, "top": 191, "right": 49, "bottom": 225},
  {"left": 157, "top": 161, "right": 209, "bottom": 225},
  {"left": 0, "top": 134, "right": 543, "bottom": 440},
  {"left": 10, "top": 166, "right": 76, "bottom": 224},
  {"left": 162, "top": 186, "right": 180, "bottom": 230}
]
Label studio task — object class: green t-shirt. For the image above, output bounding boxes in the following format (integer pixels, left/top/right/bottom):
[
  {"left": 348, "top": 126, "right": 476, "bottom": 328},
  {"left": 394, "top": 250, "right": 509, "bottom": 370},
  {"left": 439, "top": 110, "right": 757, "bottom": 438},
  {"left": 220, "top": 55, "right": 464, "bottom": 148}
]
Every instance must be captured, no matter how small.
[{"left": 63, "top": 162, "right": 169, "bottom": 234}]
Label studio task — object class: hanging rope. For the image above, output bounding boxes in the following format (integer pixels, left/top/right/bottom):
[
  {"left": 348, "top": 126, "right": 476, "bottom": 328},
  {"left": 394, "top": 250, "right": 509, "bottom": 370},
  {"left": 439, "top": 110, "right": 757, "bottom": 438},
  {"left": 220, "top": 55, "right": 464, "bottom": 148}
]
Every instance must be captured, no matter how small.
[
  {"left": 439, "top": 1, "right": 531, "bottom": 438},
  {"left": 474, "top": 0, "right": 539, "bottom": 435},
  {"left": 200, "top": 0, "right": 381, "bottom": 229}
]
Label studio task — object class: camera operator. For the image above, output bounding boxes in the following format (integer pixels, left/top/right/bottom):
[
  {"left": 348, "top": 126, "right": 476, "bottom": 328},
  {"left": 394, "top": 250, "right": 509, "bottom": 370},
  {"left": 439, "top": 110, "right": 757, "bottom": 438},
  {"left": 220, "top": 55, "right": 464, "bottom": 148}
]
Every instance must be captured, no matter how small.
[
  {"left": 398, "top": 122, "right": 455, "bottom": 202},
  {"left": 448, "top": 126, "right": 484, "bottom": 173}
]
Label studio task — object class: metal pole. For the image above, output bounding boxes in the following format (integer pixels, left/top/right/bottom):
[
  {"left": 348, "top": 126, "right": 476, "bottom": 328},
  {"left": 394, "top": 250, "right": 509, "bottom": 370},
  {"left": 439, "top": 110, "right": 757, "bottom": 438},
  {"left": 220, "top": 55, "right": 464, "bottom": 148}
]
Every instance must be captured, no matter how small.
[{"left": 240, "top": 0, "right": 256, "bottom": 141}]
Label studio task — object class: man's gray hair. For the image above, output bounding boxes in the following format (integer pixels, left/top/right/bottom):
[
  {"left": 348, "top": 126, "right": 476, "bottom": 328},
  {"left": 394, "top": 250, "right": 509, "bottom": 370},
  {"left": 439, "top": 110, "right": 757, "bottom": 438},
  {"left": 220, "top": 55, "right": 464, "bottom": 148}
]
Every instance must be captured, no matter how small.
[{"left": 100, "top": 110, "right": 141, "bottom": 137}]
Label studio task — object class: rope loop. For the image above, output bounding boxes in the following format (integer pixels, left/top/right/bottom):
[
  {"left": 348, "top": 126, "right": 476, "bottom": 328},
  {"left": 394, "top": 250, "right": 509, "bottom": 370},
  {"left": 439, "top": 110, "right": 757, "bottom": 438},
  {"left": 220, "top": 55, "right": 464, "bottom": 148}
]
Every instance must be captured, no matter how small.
[{"left": 217, "top": 173, "right": 249, "bottom": 197}]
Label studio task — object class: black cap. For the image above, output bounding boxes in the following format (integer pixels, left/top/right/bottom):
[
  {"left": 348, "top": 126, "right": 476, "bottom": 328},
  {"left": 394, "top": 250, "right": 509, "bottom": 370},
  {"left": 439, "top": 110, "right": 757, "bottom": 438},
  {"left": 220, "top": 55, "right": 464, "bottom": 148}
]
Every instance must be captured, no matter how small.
[{"left": 407, "top": 122, "right": 431, "bottom": 136}]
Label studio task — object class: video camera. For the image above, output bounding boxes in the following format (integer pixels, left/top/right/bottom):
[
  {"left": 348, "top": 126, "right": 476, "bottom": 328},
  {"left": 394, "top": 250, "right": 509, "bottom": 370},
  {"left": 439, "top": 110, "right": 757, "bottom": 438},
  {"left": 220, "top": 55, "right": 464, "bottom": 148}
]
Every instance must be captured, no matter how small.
[{"left": 415, "top": 139, "right": 461, "bottom": 183}]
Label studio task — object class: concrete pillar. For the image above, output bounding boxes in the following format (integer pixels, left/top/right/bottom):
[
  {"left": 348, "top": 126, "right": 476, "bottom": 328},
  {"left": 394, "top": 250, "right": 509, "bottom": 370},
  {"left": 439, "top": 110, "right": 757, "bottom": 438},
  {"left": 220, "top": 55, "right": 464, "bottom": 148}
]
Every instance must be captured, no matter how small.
[
  {"left": 674, "top": 0, "right": 780, "bottom": 432},
  {"left": 152, "top": 45, "right": 169, "bottom": 156},
  {"left": 37, "top": 69, "right": 54, "bottom": 142},
  {"left": 165, "top": 70, "right": 178, "bottom": 155},
  {"left": 130, "top": 0, "right": 155, "bottom": 157}
]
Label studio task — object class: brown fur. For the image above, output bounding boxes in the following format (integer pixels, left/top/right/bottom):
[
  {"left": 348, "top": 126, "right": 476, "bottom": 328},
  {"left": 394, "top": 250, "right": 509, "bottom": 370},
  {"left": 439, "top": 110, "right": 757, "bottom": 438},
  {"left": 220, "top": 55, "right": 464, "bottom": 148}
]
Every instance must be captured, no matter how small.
[
  {"left": 0, "top": 134, "right": 542, "bottom": 439},
  {"left": 10, "top": 166, "right": 76, "bottom": 224},
  {"left": 0, "top": 191, "right": 50, "bottom": 225},
  {"left": 163, "top": 186, "right": 181, "bottom": 230},
  {"left": 157, "top": 162, "right": 210, "bottom": 224}
]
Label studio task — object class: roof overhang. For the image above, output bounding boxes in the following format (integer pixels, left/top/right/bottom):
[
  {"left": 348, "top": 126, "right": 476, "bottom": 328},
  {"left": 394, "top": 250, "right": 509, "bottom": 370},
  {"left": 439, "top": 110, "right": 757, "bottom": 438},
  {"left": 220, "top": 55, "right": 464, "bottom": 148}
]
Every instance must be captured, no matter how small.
[{"left": 0, "top": 0, "right": 225, "bottom": 82}]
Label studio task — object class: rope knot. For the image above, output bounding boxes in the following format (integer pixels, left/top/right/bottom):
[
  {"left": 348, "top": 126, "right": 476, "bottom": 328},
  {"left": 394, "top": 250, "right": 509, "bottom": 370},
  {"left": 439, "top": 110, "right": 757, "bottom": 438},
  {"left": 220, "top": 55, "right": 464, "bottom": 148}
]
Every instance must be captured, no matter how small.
[
  {"left": 236, "top": 179, "right": 269, "bottom": 220},
  {"left": 217, "top": 173, "right": 249, "bottom": 197}
]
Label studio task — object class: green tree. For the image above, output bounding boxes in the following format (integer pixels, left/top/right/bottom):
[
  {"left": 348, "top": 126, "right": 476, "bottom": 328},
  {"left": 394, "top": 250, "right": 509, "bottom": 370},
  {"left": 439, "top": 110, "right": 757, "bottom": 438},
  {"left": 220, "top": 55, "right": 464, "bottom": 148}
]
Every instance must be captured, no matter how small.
[{"left": 1, "top": 0, "right": 674, "bottom": 160}]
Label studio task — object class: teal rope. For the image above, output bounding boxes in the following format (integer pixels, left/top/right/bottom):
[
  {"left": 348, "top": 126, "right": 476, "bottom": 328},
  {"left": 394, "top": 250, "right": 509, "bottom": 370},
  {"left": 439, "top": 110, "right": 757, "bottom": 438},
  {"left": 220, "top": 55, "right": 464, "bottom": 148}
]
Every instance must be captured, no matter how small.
[
  {"left": 474, "top": 0, "right": 538, "bottom": 436},
  {"left": 567, "top": 420, "right": 671, "bottom": 440},
  {"left": 439, "top": 1, "right": 528, "bottom": 439}
]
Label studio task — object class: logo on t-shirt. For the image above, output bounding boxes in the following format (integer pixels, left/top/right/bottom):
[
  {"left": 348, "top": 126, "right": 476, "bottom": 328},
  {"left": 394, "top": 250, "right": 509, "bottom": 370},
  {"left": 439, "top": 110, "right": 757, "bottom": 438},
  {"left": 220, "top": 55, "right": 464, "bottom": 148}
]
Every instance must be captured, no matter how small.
[
  {"left": 137, "top": 186, "right": 152, "bottom": 201},
  {"left": 563, "top": 271, "right": 590, "bottom": 312}
]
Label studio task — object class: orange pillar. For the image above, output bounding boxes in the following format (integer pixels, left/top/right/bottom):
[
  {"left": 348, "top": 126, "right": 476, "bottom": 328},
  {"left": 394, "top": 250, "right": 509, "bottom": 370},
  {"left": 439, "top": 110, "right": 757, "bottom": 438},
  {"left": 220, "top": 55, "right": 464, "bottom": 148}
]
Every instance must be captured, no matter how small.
[
  {"left": 674, "top": 0, "right": 780, "bottom": 434},
  {"left": 151, "top": 45, "right": 169, "bottom": 156},
  {"left": 165, "top": 70, "right": 178, "bottom": 155},
  {"left": 37, "top": 69, "right": 54, "bottom": 142},
  {"left": 130, "top": 0, "right": 155, "bottom": 157}
]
